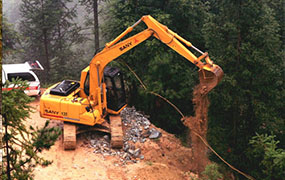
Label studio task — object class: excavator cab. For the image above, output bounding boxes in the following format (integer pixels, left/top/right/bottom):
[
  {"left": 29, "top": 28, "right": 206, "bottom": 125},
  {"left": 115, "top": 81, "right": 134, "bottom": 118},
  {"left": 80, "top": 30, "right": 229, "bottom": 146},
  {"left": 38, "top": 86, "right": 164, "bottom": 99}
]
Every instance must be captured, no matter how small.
[
  {"left": 104, "top": 66, "right": 126, "bottom": 112},
  {"left": 40, "top": 15, "right": 224, "bottom": 150}
]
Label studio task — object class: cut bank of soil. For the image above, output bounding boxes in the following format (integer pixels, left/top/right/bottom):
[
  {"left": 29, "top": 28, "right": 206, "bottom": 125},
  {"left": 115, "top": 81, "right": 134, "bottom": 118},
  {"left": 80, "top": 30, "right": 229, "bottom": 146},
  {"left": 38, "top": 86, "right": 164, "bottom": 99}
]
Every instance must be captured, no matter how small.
[
  {"left": 27, "top": 98, "right": 198, "bottom": 180},
  {"left": 182, "top": 84, "right": 210, "bottom": 174}
]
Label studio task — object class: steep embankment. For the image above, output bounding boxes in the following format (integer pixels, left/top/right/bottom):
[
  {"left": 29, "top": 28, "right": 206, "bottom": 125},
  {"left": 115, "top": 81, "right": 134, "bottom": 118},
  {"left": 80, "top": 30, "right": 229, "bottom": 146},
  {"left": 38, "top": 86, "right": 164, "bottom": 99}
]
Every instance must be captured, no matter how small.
[
  {"left": 182, "top": 84, "right": 210, "bottom": 174},
  {"left": 28, "top": 99, "right": 199, "bottom": 180}
]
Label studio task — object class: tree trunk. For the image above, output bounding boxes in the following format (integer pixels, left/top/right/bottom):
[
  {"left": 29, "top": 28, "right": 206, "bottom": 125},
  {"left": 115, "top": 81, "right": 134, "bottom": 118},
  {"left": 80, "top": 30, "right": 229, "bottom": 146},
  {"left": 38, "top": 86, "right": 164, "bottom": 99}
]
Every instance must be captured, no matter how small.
[
  {"left": 43, "top": 29, "right": 50, "bottom": 83},
  {"left": 4, "top": 114, "right": 11, "bottom": 180},
  {"left": 41, "top": 0, "right": 50, "bottom": 83},
  {"left": 58, "top": 23, "right": 63, "bottom": 67},
  {"left": 93, "top": 0, "right": 99, "bottom": 50}
]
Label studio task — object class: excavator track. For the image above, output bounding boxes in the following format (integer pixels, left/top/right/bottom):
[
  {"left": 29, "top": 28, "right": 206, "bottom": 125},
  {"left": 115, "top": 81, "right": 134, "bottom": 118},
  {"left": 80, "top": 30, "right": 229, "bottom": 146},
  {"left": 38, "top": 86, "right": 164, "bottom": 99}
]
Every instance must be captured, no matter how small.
[
  {"left": 63, "top": 122, "right": 77, "bottom": 150},
  {"left": 109, "top": 115, "right": 124, "bottom": 148},
  {"left": 62, "top": 118, "right": 122, "bottom": 150}
]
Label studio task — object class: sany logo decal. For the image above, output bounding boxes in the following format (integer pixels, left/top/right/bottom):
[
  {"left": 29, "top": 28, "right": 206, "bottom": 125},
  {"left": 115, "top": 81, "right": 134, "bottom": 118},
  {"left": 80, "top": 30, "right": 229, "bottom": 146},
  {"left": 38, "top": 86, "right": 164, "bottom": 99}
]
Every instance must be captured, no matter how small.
[
  {"left": 44, "top": 109, "right": 59, "bottom": 115},
  {"left": 119, "top": 42, "right": 132, "bottom": 51},
  {"left": 134, "top": 38, "right": 139, "bottom": 44}
]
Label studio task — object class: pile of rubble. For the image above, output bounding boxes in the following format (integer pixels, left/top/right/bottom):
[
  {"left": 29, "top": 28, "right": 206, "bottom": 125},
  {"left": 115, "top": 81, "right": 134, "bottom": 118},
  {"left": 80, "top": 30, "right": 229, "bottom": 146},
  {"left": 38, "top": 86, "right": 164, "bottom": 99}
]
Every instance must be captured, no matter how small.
[{"left": 84, "top": 107, "right": 161, "bottom": 164}]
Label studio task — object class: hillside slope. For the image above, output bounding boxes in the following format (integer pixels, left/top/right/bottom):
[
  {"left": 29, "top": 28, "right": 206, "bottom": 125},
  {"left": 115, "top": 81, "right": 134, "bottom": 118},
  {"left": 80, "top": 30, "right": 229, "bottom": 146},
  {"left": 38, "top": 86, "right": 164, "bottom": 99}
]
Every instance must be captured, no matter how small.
[{"left": 28, "top": 99, "right": 198, "bottom": 180}]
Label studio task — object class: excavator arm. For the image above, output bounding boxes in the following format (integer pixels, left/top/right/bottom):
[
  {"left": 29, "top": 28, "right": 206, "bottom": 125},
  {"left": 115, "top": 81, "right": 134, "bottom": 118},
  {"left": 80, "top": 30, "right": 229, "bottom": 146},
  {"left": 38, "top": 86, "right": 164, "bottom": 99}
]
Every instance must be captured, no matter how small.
[
  {"left": 88, "top": 15, "right": 223, "bottom": 112},
  {"left": 40, "top": 15, "right": 223, "bottom": 150}
]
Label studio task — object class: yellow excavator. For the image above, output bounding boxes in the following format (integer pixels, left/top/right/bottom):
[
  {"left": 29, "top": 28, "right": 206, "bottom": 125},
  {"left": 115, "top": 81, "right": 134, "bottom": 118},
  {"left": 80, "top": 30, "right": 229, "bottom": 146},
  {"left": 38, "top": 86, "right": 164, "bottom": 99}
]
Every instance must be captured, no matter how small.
[{"left": 40, "top": 15, "right": 223, "bottom": 150}]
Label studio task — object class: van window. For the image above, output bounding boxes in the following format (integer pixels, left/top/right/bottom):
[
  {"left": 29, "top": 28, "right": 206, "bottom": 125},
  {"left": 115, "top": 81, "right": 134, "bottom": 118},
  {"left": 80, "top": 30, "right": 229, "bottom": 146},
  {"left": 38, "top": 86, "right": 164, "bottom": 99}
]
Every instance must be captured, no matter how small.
[
  {"left": 2, "top": 70, "right": 6, "bottom": 83},
  {"left": 8, "top": 73, "right": 36, "bottom": 82}
]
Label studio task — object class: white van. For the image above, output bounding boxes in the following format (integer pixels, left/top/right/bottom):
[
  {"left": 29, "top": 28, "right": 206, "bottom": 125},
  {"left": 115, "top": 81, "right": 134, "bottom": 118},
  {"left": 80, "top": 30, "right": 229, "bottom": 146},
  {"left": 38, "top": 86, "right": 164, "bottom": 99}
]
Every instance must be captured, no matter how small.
[{"left": 2, "top": 61, "right": 44, "bottom": 96}]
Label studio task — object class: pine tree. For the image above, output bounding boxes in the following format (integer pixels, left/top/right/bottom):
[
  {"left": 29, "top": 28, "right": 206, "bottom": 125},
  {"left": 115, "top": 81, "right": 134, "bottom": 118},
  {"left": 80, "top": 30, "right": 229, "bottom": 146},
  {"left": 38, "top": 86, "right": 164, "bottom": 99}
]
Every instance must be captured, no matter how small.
[
  {"left": 202, "top": 0, "right": 284, "bottom": 177},
  {"left": 2, "top": 17, "right": 21, "bottom": 61},
  {"left": 2, "top": 79, "right": 61, "bottom": 180},
  {"left": 102, "top": 0, "right": 209, "bottom": 134},
  {"left": 248, "top": 133, "right": 285, "bottom": 179},
  {"left": 19, "top": 0, "right": 84, "bottom": 83},
  {"left": 79, "top": 0, "right": 102, "bottom": 50}
]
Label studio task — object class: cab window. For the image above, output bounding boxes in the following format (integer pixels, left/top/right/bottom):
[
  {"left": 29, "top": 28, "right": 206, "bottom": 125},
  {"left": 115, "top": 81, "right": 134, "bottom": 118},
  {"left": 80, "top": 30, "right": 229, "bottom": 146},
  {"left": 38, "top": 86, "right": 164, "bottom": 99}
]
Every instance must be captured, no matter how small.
[
  {"left": 84, "top": 72, "right": 90, "bottom": 96},
  {"left": 105, "top": 77, "right": 112, "bottom": 88},
  {"left": 114, "top": 73, "right": 122, "bottom": 89}
]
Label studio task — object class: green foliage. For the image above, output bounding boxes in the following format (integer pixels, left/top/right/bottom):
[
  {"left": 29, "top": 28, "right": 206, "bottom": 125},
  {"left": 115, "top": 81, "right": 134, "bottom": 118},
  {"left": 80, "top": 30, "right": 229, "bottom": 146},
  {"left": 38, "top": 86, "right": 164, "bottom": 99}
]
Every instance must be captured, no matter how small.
[
  {"left": 2, "top": 16, "right": 22, "bottom": 60},
  {"left": 201, "top": 163, "right": 223, "bottom": 180},
  {"left": 203, "top": 0, "right": 284, "bottom": 178},
  {"left": 145, "top": 161, "right": 153, "bottom": 166},
  {"left": 247, "top": 133, "right": 285, "bottom": 179},
  {"left": 2, "top": 79, "right": 61, "bottom": 180},
  {"left": 103, "top": 0, "right": 209, "bottom": 134},
  {"left": 19, "top": 0, "right": 86, "bottom": 83},
  {"left": 3, "top": 1, "right": 284, "bottom": 179}
]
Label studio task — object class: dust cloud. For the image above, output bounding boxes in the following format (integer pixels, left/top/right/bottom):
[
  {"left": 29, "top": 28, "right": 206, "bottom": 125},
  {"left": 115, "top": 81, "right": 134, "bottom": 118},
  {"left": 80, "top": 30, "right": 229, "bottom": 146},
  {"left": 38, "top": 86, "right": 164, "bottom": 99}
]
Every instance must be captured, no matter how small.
[{"left": 182, "top": 84, "right": 210, "bottom": 174}]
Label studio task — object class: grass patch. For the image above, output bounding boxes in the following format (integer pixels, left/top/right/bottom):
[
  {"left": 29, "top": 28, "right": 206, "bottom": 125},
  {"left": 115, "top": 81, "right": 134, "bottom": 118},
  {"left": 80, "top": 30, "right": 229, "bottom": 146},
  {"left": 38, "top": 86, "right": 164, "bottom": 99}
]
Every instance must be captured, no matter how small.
[{"left": 145, "top": 161, "right": 153, "bottom": 166}]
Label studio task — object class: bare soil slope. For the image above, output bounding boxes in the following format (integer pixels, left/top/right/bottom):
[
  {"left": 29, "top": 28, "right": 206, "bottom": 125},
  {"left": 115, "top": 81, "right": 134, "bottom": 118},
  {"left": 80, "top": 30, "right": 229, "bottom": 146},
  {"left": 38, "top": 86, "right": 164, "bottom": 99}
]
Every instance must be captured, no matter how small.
[
  {"left": 182, "top": 84, "right": 211, "bottom": 173},
  {"left": 28, "top": 99, "right": 198, "bottom": 180}
]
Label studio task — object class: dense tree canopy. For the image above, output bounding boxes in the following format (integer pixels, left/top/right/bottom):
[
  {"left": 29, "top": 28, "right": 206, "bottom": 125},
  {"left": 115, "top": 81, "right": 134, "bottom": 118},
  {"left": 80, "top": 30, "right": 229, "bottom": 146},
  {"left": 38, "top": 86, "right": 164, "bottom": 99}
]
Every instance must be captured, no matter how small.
[
  {"left": 20, "top": 0, "right": 85, "bottom": 83},
  {"left": 2, "top": 17, "right": 21, "bottom": 59},
  {"left": 102, "top": 0, "right": 284, "bottom": 178},
  {"left": 202, "top": 0, "right": 284, "bottom": 178},
  {"left": 2, "top": 0, "right": 284, "bottom": 178},
  {"left": 79, "top": 0, "right": 102, "bottom": 49},
  {"left": 102, "top": 0, "right": 210, "bottom": 134}
]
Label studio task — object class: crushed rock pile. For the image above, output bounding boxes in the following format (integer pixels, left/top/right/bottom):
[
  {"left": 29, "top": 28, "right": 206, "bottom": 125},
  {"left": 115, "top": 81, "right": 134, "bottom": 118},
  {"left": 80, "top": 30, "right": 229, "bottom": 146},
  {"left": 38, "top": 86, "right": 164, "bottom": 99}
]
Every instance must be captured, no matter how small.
[{"left": 83, "top": 107, "right": 161, "bottom": 165}]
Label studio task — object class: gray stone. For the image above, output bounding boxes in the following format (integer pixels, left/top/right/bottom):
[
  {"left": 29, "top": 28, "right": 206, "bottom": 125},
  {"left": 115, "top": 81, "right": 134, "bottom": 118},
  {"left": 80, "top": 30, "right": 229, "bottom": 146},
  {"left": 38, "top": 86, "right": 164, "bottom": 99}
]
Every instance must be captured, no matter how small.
[
  {"left": 86, "top": 107, "right": 153, "bottom": 164},
  {"left": 140, "top": 138, "right": 147, "bottom": 143},
  {"left": 90, "top": 139, "right": 96, "bottom": 146},
  {"left": 143, "top": 119, "right": 151, "bottom": 126},
  {"left": 103, "top": 135, "right": 110, "bottom": 142},
  {"left": 149, "top": 128, "right": 162, "bottom": 139},
  {"left": 144, "top": 125, "right": 149, "bottom": 130},
  {"left": 125, "top": 155, "right": 131, "bottom": 161},
  {"left": 142, "top": 130, "right": 151, "bottom": 138},
  {"left": 128, "top": 149, "right": 135, "bottom": 155},
  {"left": 122, "top": 153, "right": 129, "bottom": 159},
  {"left": 123, "top": 144, "right": 129, "bottom": 152},
  {"left": 132, "top": 137, "right": 138, "bottom": 143},
  {"left": 133, "top": 148, "right": 141, "bottom": 158}
]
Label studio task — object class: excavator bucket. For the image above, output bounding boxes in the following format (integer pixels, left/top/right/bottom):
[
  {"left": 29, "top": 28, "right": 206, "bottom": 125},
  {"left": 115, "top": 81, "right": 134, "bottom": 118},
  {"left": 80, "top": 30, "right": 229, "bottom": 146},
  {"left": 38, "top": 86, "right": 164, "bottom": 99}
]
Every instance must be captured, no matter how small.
[{"left": 198, "top": 64, "right": 224, "bottom": 95}]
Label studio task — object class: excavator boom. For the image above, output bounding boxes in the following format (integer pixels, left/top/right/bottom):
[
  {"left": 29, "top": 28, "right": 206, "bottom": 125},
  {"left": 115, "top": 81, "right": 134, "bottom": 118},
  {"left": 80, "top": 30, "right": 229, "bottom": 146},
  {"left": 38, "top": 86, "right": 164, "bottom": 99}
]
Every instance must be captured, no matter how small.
[
  {"left": 40, "top": 15, "right": 223, "bottom": 150},
  {"left": 89, "top": 15, "right": 223, "bottom": 101}
]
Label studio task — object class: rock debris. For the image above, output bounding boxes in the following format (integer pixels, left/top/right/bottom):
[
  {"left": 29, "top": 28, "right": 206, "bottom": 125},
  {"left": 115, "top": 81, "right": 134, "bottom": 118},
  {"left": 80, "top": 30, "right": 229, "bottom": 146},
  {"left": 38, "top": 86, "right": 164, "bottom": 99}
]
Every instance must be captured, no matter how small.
[{"left": 83, "top": 107, "right": 161, "bottom": 165}]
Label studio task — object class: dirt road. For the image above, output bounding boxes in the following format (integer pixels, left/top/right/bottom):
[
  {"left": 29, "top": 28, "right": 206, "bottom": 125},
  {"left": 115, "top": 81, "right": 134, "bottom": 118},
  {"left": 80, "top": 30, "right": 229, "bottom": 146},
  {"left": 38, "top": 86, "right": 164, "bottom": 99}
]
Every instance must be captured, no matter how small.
[{"left": 28, "top": 99, "right": 198, "bottom": 180}]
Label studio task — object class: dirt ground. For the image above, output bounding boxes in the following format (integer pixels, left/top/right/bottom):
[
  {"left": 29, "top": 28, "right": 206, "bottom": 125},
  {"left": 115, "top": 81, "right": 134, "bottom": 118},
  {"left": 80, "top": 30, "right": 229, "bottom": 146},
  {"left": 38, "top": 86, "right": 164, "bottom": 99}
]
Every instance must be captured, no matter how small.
[{"left": 28, "top": 98, "right": 199, "bottom": 180}]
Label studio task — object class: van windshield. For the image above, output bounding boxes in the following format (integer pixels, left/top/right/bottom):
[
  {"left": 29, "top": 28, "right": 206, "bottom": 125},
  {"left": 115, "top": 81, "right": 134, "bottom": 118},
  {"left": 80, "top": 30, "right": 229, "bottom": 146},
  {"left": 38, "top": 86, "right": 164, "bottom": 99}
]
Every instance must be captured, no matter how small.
[{"left": 8, "top": 73, "right": 36, "bottom": 82}]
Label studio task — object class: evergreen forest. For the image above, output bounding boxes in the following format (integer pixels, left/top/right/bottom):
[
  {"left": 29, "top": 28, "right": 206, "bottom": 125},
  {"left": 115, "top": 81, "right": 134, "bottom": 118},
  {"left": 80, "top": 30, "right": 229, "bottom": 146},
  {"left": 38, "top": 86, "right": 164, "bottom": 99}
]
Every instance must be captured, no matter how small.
[{"left": 2, "top": 0, "right": 284, "bottom": 179}]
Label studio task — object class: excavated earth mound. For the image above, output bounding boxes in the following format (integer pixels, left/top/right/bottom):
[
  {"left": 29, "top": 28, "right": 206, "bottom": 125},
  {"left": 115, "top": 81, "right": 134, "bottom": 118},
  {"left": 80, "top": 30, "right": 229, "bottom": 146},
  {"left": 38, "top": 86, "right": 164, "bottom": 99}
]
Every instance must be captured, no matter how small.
[
  {"left": 28, "top": 100, "right": 198, "bottom": 180},
  {"left": 181, "top": 84, "right": 211, "bottom": 174}
]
